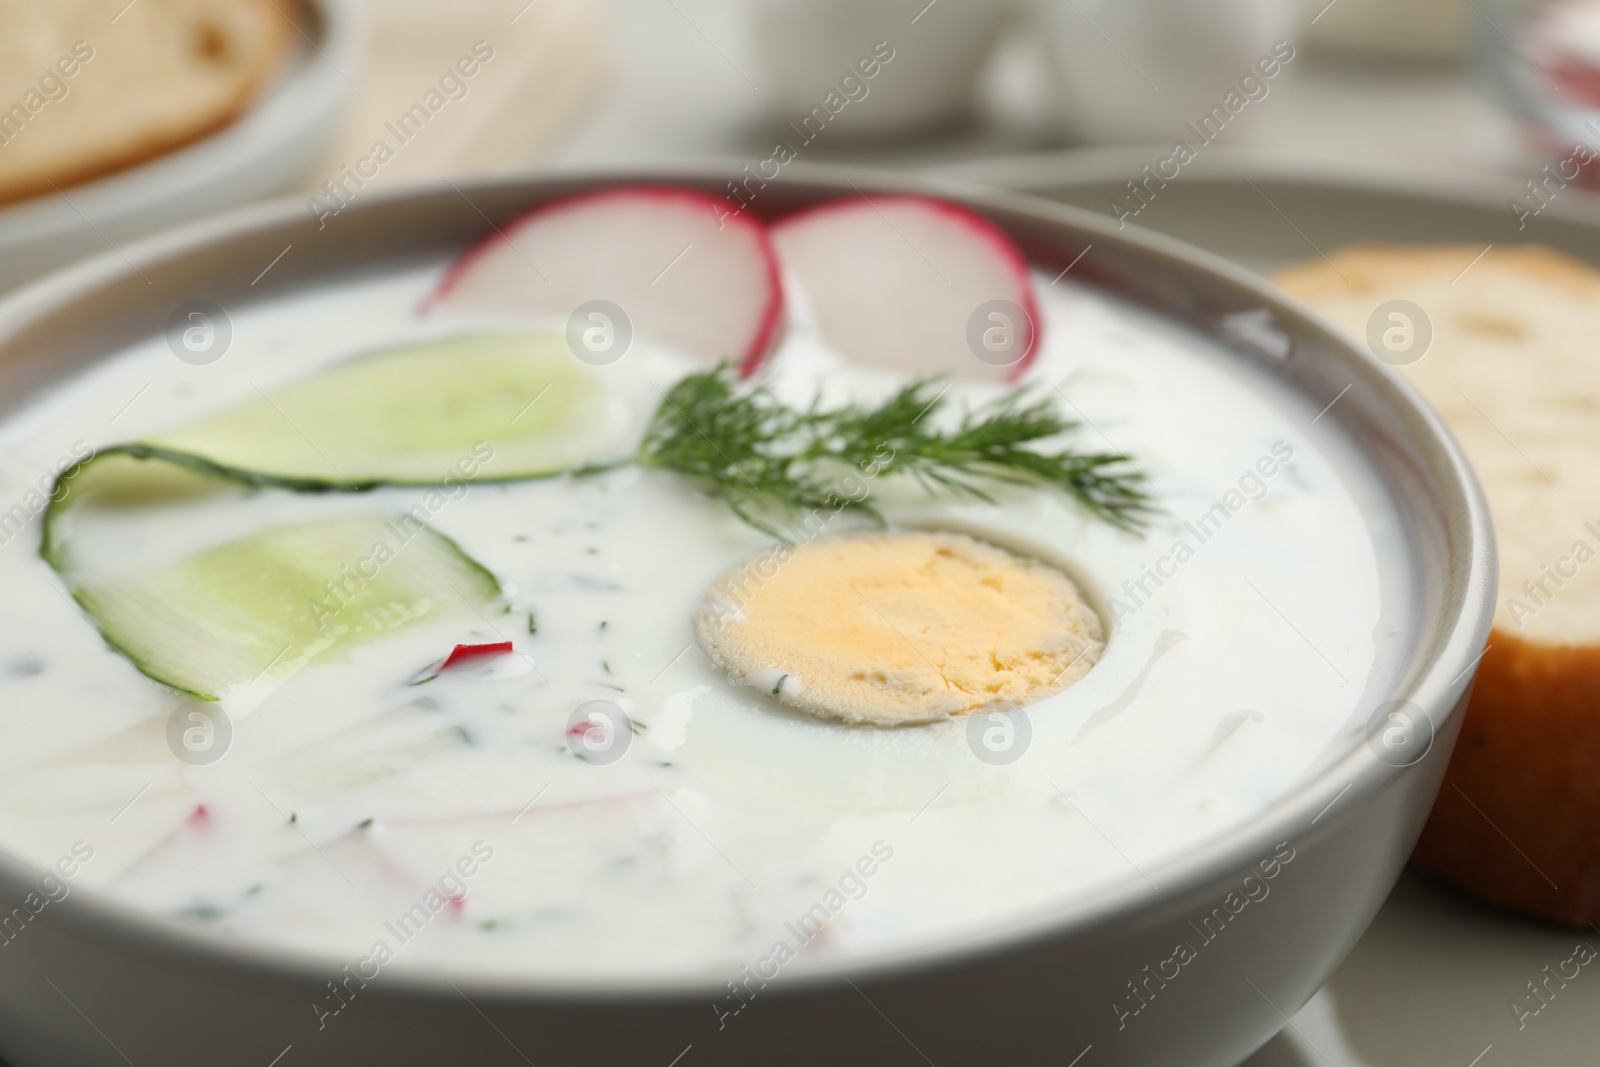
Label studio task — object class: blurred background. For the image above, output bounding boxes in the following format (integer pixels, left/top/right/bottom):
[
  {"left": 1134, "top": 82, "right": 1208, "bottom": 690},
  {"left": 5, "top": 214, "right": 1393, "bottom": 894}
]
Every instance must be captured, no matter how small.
[
  {"left": 290, "top": 0, "right": 1592, "bottom": 192},
  {"left": 6, "top": 0, "right": 1600, "bottom": 291},
  {"left": 5, "top": 0, "right": 1600, "bottom": 1063}
]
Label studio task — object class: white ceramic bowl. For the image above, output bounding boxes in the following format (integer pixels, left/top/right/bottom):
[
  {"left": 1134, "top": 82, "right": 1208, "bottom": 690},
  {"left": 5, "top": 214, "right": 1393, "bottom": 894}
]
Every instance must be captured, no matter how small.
[
  {"left": 746, "top": 0, "right": 1006, "bottom": 136},
  {"left": 0, "top": 166, "right": 1494, "bottom": 1067},
  {"left": 1036, "top": 0, "right": 1298, "bottom": 143},
  {"left": 0, "top": 0, "right": 359, "bottom": 294}
]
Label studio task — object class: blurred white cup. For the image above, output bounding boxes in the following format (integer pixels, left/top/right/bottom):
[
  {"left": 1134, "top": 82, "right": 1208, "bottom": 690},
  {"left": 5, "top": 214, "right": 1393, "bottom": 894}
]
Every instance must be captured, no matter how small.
[
  {"left": 747, "top": 0, "right": 1008, "bottom": 137},
  {"left": 1038, "top": 0, "right": 1300, "bottom": 143}
]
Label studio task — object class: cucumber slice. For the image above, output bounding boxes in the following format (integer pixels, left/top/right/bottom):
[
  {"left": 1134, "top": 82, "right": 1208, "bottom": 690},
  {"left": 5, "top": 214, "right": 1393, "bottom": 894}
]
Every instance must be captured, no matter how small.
[
  {"left": 143, "top": 331, "right": 630, "bottom": 488},
  {"left": 45, "top": 451, "right": 503, "bottom": 700}
]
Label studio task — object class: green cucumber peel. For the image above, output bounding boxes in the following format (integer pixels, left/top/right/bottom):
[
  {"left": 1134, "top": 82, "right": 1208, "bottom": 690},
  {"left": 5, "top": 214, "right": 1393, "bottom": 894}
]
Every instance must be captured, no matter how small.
[
  {"left": 139, "top": 331, "right": 633, "bottom": 489},
  {"left": 42, "top": 449, "right": 504, "bottom": 701}
]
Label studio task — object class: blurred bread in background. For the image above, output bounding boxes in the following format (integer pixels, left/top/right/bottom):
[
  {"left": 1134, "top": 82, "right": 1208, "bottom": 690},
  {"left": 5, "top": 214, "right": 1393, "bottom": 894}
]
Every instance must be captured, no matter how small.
[
  {"left": 1275, "top": 244, "right": 1600, "bottom": 926},
  {"left": 0, "top": 0, "right": 296, "bottom": 206}
]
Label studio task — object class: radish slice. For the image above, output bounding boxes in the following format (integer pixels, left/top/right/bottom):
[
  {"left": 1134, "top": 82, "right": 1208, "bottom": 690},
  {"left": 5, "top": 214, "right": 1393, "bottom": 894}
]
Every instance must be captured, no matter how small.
[
  {"left": 441, "top": 641, "right": 515, "bottom": 670},
  {"left": 772, "top": 195, "right": 1041, "bottom": 382},
  {"left": 427, "top": 186, "right": 784, "bottom": 373},
  {"left": 409, "top": 641, "right": 530, "bottom": 685}
]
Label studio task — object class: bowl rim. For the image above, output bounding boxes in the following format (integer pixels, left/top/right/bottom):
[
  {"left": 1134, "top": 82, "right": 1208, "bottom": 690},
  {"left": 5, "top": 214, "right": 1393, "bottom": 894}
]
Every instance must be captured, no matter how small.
[{"left": 0, "top": 162, "right": 1497, "bottom": 1004}]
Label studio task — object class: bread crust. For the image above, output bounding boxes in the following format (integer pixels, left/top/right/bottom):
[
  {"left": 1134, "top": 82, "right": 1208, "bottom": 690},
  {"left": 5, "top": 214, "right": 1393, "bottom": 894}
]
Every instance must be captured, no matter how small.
[
  {"left": 0, "top": 0, "right": 297, "bottom": 207},
  {"left": 1412, "top": 630, "right": 1600, "bottom": 926},
  {"left": 0, "top": 103, "right": 240, "bottom": 208},
  {"left": 1273, "top": 242, "right": 1600, "bottom": 300},
  {"left": 1274, "top": 243, "right": 1600, "bottom": 926}
]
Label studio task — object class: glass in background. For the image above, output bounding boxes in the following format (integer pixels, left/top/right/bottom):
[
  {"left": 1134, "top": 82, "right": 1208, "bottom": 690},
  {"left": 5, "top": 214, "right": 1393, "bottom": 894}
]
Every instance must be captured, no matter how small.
[{"left": 1479, "top": 0, "right": 1600, "bottom": 190}]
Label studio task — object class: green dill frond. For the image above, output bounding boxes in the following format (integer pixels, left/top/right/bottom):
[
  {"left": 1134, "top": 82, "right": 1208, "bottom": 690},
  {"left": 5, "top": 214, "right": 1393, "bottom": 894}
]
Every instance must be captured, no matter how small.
[
  {"left": 637, "top": 370, "right": 862, "bottom": 538},
  {"left": 633, "top": 365, "right": 1152, "bottom": 537}
]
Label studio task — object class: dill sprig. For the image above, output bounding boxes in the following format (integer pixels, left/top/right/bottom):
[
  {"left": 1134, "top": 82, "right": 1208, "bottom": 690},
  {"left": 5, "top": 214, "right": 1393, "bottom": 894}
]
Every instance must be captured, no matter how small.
[{"left": 635, "top": 366, "right": 1151, "bottom": 538}]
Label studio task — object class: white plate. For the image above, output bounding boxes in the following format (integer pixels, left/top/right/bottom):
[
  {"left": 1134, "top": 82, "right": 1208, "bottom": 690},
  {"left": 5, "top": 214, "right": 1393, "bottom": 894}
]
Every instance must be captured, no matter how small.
[
  {"left": 0, "top": 0, "right": 360, "bottom": 294},
  {"left": 936, "top": 146, "right": 1600, "bottom": 1067},
  {"left": 936, "top": 147, "right": 1600, "bottom": 271}
]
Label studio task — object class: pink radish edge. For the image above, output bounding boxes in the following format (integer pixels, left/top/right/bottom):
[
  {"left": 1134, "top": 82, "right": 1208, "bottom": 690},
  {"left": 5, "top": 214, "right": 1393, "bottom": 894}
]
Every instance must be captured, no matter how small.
[
  {"left": 421, "top": 185, "right": 786, "bottom": 377},
  {"left": 773, "top": 194, "right": 1045, "bottom": 383}
]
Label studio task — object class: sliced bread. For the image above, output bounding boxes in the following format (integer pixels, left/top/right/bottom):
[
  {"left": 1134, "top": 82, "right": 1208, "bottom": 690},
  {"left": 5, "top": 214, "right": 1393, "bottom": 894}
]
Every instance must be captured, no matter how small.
[
  {"left": 0, "top": 0, "right": 296, "bottom": 206},
  {"left": 1275, "top": 244, "right": 1600, "bottom": 926}
]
